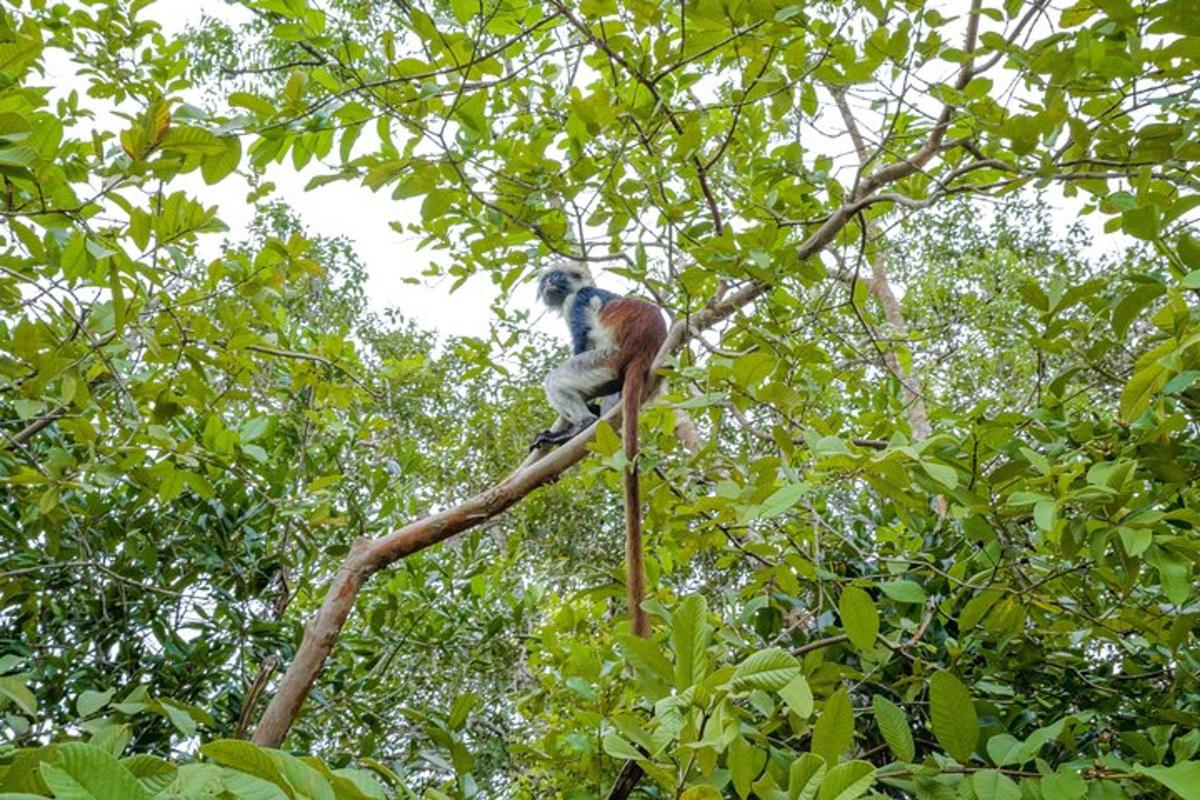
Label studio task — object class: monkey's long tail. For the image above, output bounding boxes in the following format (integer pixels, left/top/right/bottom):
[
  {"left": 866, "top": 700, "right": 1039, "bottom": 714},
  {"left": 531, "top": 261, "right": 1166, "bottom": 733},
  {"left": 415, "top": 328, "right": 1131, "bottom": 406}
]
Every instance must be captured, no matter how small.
[{"left": 623, "top": 361, "right": 649, "bottom": 639}]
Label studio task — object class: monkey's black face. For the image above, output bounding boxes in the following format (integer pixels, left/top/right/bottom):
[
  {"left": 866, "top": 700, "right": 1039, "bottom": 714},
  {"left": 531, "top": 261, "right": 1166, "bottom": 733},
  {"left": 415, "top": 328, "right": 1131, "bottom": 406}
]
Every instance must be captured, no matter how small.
[{"left": 537, "top": 267, "right": 590, "bottom": 309}]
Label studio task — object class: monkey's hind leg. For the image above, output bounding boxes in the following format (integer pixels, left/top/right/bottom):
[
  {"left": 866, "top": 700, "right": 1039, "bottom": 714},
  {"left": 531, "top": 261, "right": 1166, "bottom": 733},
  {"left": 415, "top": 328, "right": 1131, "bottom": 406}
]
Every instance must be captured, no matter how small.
[{"left": 531, "top": 349, "right": 620, "bottom": 450}]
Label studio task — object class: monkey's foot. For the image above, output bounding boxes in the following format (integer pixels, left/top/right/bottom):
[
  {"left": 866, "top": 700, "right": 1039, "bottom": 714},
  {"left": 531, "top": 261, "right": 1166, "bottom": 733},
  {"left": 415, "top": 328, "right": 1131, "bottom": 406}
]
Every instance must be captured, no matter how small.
[
  {"left": 529, "top": 428, "right": 571, "bottom": 450},
  {"left": 529, "top": 421, "right": 592, "bottom": 450}
]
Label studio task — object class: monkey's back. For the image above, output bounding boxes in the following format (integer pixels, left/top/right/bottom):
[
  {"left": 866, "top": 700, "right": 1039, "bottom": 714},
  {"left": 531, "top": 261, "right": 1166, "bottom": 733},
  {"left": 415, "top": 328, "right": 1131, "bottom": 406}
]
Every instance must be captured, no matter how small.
[{"left": 599, "top": 296, "right": 667, "bottom": 374}]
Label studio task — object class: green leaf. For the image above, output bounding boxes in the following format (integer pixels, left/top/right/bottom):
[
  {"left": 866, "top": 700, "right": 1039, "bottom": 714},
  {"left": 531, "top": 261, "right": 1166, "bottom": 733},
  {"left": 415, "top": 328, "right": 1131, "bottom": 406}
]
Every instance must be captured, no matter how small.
[
  {"left": 816, "top": 760, "right": 874, "bottom": 800},
  {"left": 1122, "top": 205, "right": 1161, "bottom": 240},
  {"left": 1119, "top": 364, "right": 1167, "bottom": 422},
  {"left": 158, "top": 699, "right": 199, "bottom": 736},
  {"left": 76, "top": 689, "right": 114, "bottom": 718},
  {"left": 728, "top": 734, "right": 763, "bottom": 799},
  {"left": 161, "top": 126, "right": 226, "bottom": 156},
  {"left": 731, "top": 648, "right": 801, "bottom": 692},
  {"left": 0, "top": 145, "right": 38, "bottom": 168},
  {"left": 788, "top": 753, "right": 826, "bottom": 800},
  {"left": 239, "top": 416, "right": 270, "bottom": 443},
  {"left": 200, "top": 739, "right": 285, "bottom": 787},
  {"left": 220, "top": 769, "right": 290, "bottom": 800},
  {"left": 779, "top": 674, "right": 814, "bottom": 719},
  {"left": 1033, "top": 499, "right": 1057, "bottom": 532},
  {"left": 0, "top": 676, "right": 36, "bottom": 715},
  {"left": 448, "top": 693, "right": 476, "bottom": 730},
  {"left": 1135, "top": 761, "right": 1200, "bottom": 800},
  {"left": 837, "top": 586, "right": 879, "bottom": 652},
  {"left": 120, "top": 754, "right": 176, "bottom": 794},
  {"left": 1180, "top": 233, "right": 1200, "bottom": 268},
  {"left": 959, "top": 589, "right": 1003, "bottom": 631},
  {"left": 420, "top": 188, "right": 456, "bottom": 221},
  {"left": 601, "top": 732, "right": 642, "bottom": 761},
  {"left": 1164, "top": 370, "right": 1200, "bottom": 395},
  {"left": 229, "top": 91, "right": 275, "bottom": 117},
  {"left": 871, "top": 696, "right": 914, "bottom": 761},
  {"left": 1112, "top": 283, "right": 1165, "bottom": 338},
  {"left": 671, "top": 594, "right": 710, "bottom": 689},
  {"left": 1040, "top": 768, "right": 1087, "bottom": 799},
  {"left": 38, "top": 743, "right": 147, "bottom": 800},
  {"left": 971, "top": 769, "right": 1020, "bottom": 800},
  {"left": 332, "top": 768, "right": 386, "bottom": 800},
  {"left": 919, "top": 460, "right": 958, "bottom": 489},
  {"left": 929, "top": 672, "right": 978, "bottom": 762},
  {"left": 755, "top": 482, "right": 809, "bottom": 519},
  {"left": 878, "top": 580, "right": 925, "bottom": 604},
  {"left": 201, "top": 136, "right": 242, "bottom": 184},
  {"left": 811, "top": 688, "right": 854, "bottom": 765},
  {"left": 616, "top": 634, "right": 674, "bottom": 687},
  {"left": 269, "top": 751, "right": 335, "bottom": 800}
]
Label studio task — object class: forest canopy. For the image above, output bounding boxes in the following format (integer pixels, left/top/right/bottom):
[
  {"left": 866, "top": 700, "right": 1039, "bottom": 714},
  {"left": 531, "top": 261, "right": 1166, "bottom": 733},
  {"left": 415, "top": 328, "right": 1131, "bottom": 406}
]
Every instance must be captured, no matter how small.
[{"left": 2, "top": 0, "right": 1200, "bottom": 798}]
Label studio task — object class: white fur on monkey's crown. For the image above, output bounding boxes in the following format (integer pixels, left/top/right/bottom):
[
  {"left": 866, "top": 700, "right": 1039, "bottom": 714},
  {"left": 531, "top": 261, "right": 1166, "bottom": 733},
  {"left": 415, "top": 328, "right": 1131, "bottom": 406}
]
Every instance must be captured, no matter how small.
[{"left": 539, "top": 259, "right": 593, "bottom": 281}]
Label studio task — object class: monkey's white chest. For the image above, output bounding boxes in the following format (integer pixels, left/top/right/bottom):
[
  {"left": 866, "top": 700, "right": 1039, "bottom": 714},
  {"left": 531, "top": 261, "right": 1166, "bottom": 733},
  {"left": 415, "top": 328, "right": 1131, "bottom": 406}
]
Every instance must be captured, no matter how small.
[{"left": 586, "top": 306, "right": 616, "bottom": 350}]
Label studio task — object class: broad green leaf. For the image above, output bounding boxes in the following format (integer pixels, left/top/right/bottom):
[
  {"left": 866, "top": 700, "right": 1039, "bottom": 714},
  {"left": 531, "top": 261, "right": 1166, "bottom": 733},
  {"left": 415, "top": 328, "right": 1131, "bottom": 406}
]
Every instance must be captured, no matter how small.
[
  {"left": 1119, "top": 364, "right": 1167, "bottom": 422},
  {"left": 959, "top": 589, "right": 1003, "bottom": 631},
  {"left": 756, "top": 482, "right": 809, "bottom": 519},
  {"left": 985, "top": 734, "right": 1026, "bottom": 767},
  {"left": 1040, "top": 768, "right": 1087, "bottom": 799},
  {"left": 871, "top": 696, "right": 914, "bottom": 761},
  {"left": 811, "top": 688, "right": 854, "bottom": 765},
  {"left": 731, "top": 648, "right": 801, "bottom": 692},
  {"left": 0, "top": 676, "right": 36, "bottom": 715},
  {"left": 120, "top": 754, "right": 176, "bottom": 795},
  {"left": 788, "top": 753, "right": 826, "bottom": 800},
  {"left": 38, "top": 743, "right": 147, "bottom": 800},
  {"left": 780, "top": 674, "right": 814, "bottom": 719},
  {"left": 158, "top": 699, "right": 199, "bottom": 736},
  {"left": 200, "top": 739, "right": 284, "bottom": 787},
  {"left": 448, "top": 693, "right": 476, "bottom": 730},
  {"left": 220, "top": 769, "right": 289, "bottom": 800},
  {"left": 0, "top": 145, "right": 37, "bottom": 168},
  {"left": 929, "top": 672, "right": 978, "bottom": 762},
  {"left": 1112, "top": 283, "right": 1165, "bottom": 338},
  {"left": 920, "top": 461, "right": 958, "bottom": 489},
  {"left": 332, "top": 768, "right": 386, "bottom": 800},
  {"left": 76, "top": 689, "right": 114, "bottom": 718},
  {"left": 728, "top": 734, "right": 763, "bottom": 799},
  {"left": 617, "top": 634, "right": 674, "bottom": 687},
  {"left": 1135, "top": 762, "right": 1200, "bottom": 800},
  {"left": 672, "top": 594, "right": 711, "bottom": 689},
  {"left": 878, "top": 580, "right": 925, "bottom": 604},
  {"left": 239, "top": 417, "right": 270, "bottom": 445},
  {"left": 1180, "top": 233, "right": 1200, "bottom": 268},
  {"left": 816, "top": 760, "right": 874, "bottom": 800},
  {"left": 971, "top": 769, "right": 1020, "bottom": 800},
  {"left": 269, "top": 751, "right": 334, "bottom": 800},
  {"left": 201, "top": 136, "right": 242, "bottom": 184},
  {"left": 837, "top": 586, "right": 879, "bottom": 652},
  {"left": 601, "top": 733, "right": 642, "bottom": 761},
  {"left": 1122, "top": 205, "right": 1161, "bottom": 240}
]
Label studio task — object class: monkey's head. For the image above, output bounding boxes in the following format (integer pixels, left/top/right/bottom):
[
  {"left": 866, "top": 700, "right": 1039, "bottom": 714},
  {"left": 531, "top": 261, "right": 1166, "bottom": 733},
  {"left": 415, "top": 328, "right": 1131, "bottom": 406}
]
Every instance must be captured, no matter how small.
[{"left": 536, "top": 263, "right": 593, "bottom": 309}]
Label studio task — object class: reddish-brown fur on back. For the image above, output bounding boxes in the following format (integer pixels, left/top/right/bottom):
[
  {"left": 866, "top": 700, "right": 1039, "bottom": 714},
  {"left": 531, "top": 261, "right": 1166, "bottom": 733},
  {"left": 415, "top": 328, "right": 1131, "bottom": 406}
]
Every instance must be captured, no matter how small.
[
  {"left": 600, "top": 296, "right": 666, "bottom": 638},
  {"left": 599, "top": 297, "right": 667, "bottom": 376}
]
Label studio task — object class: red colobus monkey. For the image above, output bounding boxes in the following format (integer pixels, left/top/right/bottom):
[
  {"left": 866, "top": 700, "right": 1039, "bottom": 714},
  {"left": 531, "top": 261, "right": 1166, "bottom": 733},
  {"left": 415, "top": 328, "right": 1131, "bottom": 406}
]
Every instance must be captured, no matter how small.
[{"left": 531, "top": 262, "right": 667, "bottom": 638}]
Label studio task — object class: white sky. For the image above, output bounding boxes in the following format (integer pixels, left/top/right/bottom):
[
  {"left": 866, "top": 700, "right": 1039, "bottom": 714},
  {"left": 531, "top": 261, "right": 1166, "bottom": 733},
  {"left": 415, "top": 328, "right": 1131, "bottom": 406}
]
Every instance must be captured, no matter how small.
[{"left": 41, "top": 2, "right": 1130, "bottom": 343}]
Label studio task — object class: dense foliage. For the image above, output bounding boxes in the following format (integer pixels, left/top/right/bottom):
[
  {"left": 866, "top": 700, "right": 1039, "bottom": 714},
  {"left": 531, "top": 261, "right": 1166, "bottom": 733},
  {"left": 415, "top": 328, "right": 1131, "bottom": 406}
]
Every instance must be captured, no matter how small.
[{"left": 2, "top": 0, "right": 1200, "bottom": 798}]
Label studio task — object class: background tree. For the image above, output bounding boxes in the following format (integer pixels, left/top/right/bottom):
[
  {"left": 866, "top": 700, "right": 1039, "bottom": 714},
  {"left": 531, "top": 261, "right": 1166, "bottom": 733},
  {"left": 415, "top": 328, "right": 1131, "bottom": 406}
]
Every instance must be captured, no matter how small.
[{"left": 2, "top": 1, "right": 1200, "bottom": 799}]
